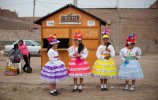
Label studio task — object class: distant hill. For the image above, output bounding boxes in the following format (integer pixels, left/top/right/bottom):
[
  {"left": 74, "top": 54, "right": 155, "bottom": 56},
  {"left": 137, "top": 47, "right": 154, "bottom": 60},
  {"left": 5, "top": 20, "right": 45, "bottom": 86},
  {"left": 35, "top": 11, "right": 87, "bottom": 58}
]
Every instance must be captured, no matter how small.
[{"left": 0, "top": 8, "right": 40, "bottom": 30}]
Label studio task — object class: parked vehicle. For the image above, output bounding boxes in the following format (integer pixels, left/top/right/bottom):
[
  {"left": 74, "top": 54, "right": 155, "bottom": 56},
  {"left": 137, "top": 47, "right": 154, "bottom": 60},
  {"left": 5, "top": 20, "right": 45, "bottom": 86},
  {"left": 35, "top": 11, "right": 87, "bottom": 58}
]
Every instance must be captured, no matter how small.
[{"left": 4, "top": 40, "right": 41, "bottom": 56}]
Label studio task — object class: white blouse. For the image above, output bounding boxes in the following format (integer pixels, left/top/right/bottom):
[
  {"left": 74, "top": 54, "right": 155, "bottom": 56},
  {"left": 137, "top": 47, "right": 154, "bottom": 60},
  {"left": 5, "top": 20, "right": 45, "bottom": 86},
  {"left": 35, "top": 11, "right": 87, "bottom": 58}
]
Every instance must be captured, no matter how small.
[
  {"left": 45, "top": 49, "right": 64, "bottom": 66},
  {"left": 119, "top": 47, "right": 141, "bottom": 60},
  {"left": 67, "top": 46, "right": 89, "bottom": 59},
  {"left": 96, "top": 44, "right": 115, "bottom": 60}
]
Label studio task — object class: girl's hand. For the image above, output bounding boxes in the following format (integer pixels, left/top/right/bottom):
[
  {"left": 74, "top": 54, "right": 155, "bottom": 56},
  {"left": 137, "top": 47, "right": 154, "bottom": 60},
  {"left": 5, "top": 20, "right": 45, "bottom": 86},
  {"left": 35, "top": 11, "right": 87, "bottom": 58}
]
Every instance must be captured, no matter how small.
[
  {"left": 104, "top": 56, "right": 110, "bottom": 60},
  {"left": 57, "top": 57, "right": 61, "bottom": 60},
  {"left": 54, "top": 56, "right": 60, "bottom": 60},
  {"left": 105, "top": 48, "right": 111, "bottom": 52},
  {"left": 76, "top": 54, "right": 81, "bottom": 57},
  {"left": 73, "top": 53, "right": 77, "bottom": 57},
  {"left": 135, "top": 56, "right": 138, "bottom": 60}
]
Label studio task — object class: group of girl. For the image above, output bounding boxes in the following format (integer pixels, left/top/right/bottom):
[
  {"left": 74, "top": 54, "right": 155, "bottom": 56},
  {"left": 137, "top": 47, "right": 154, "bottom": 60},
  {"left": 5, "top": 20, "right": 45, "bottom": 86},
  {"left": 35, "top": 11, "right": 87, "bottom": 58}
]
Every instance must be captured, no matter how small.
[{"left": 40, "top": 30, "right": 144, "bottom": 96}]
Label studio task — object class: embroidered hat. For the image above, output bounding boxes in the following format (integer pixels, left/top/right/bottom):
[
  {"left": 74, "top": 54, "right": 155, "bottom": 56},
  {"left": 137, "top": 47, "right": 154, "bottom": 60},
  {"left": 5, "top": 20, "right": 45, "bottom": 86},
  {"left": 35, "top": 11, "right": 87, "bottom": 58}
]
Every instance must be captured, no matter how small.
[
  {"left": 126, "top": 34, "right": 136, "bottom": 44},
  {"left": 102, "top": 29, "right": 110, "bottom": 39},
  {"left": 47, "top": 33, "right": 60, "bottom": 45},
  {"left": 74, "top": 31, "right": 82, "bottom": 40}
]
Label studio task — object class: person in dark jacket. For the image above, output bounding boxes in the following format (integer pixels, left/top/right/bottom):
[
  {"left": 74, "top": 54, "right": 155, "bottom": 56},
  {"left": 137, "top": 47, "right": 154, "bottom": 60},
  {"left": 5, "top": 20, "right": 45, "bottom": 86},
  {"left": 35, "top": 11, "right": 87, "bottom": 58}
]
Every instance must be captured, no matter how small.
[{"left": 9, "top": 44, "right": 22, "bottom": 63}]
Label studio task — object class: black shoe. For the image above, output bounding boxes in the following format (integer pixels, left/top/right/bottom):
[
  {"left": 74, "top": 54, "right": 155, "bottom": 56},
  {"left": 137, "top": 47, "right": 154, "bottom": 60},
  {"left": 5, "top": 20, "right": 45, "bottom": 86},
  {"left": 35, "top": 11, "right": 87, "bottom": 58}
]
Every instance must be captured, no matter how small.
[
  {"left": 54, "top": 91, "right": 60, "bottom": 95},
  {"left": 72, "top": 89, "right": 78, "bottom": 92},
  {"left": 104, "top": 88, "right": 108, "bottom": 91},
  {"left": 50, "top": 92, "right": 58, "bottom": 96},
  {"left": 101, "top": 88, "right": 104, "bottom": 91},
  {"left": 78, "top": 89, "right": 82, "bottom": 93},
  {"left": 22, "top": 67, "right": 26, "bottom": 72}
]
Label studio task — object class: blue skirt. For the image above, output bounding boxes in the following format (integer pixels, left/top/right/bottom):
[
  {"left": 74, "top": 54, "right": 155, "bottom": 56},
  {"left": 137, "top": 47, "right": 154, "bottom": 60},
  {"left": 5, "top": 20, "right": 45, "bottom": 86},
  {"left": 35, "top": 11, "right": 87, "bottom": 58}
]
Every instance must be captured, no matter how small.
[{"left": 118, "top": 60, "right": 144, "bottom": 80}]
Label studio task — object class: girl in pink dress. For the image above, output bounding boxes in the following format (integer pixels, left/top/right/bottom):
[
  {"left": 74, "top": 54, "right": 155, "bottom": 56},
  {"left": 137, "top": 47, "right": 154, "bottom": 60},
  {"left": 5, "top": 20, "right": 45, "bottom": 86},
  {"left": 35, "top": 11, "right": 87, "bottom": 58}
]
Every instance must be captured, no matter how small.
[{"left": 68, "top": 32, "right": 91, "bottom": 93}]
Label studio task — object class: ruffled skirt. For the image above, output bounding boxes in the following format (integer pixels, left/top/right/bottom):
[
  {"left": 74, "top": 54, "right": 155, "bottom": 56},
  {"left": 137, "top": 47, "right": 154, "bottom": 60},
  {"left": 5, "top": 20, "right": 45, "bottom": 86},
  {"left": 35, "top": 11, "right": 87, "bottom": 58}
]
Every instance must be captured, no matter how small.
[
  {"left": 40, "top": 61, "right": 68, "bottom": 83},
  {"left": 118, "top": 60, "right": 144, "bottom": 80},
  {"left": 92, "top": 58, "right": 117, "bottom": 79},
  {"left": 68, "top": 58, "right": 91, "bottom": 78}
]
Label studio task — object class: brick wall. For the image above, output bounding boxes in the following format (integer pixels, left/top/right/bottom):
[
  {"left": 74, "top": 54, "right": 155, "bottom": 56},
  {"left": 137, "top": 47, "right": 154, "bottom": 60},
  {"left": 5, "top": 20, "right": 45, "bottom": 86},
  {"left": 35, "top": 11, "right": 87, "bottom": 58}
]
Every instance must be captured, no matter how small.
[{"left": 84, "top": 8, "right": 158, "bottom": 54}]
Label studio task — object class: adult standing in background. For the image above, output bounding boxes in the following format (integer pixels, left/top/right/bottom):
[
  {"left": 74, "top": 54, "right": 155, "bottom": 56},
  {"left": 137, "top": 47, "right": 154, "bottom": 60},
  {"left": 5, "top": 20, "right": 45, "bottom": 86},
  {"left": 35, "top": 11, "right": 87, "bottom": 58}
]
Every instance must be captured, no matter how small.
[{"left": 18, "top": 40, "right": 32, "bottom": 73}]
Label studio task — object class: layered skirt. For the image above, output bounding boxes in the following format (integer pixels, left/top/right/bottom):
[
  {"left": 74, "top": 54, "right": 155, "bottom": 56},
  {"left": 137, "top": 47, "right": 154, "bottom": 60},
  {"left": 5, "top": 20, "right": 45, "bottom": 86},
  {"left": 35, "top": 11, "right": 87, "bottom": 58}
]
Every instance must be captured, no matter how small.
[
  {"left": 118, "top": 59, "right": 144, "bottom": 80},
  {"left": 92, "top": 58, "right": 117, "bottom": 79},
  {"left": 40, "top": 60, "right": 68, "bottom": 83},
  {"left": 68, "top": 58, "right": 91, "bottom": 78}
]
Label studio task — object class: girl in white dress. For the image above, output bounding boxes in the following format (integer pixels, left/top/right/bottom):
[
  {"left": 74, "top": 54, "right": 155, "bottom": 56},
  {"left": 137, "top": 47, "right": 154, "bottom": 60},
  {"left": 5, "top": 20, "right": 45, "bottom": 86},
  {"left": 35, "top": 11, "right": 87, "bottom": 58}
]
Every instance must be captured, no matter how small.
[
  {"left": 118, "top": 34, "right": 144, "bottom": 91},
  {"left": 68, "top": 32, "right": 91, "bottom": 93},
  {"left": 40, "top": 33, "right": 68, "bottom": 96}
]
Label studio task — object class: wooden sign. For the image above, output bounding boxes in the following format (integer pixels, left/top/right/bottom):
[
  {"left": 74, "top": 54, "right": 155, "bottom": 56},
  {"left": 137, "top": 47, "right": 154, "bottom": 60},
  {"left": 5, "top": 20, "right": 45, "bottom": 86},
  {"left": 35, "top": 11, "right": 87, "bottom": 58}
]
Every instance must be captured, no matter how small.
[
  {"left": 59, "top": 12, "right": 81, "bottom": 24},
  {"left": 46, "top": 21, "right": 54, "bottom": 26},
  {"left": 87, "top": 20, "right": 95, "bottom": 27}
]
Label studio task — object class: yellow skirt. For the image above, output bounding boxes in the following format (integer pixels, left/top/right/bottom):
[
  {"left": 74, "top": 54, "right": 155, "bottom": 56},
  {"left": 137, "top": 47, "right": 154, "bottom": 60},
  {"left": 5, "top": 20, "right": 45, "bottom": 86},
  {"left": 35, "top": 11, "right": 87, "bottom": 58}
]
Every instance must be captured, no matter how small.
[{"left": 92, "top": 58, "right": 117, "bottom": 78}]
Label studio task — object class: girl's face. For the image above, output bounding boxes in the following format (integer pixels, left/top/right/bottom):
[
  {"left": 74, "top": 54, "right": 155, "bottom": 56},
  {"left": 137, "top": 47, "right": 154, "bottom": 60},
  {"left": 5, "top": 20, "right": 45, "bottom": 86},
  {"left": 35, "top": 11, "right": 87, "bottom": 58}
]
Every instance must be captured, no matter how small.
[
  {"left": 18, "top": 41, "right": 23, "bottom": 46},
  {"left": 74, "top": 39, "right": 80, "bottom": 46},
  {"left": 103, "top": 38, "right": 109, "bottom": 44},
  {"left": 52, "top": 43, "right": 58, "bottom": 49},
  {"left": 128, "top": 43, "right": 135, "bottom": 49}
]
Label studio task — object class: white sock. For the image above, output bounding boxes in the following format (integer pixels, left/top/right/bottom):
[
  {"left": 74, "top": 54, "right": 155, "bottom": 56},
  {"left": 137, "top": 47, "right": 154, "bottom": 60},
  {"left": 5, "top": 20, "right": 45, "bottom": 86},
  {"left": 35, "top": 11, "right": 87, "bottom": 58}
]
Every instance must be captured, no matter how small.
[
  {"left": 131, "top": 85, "right": 135, "bottom": 88},
  {"left": 74, "top": 85, "right": 77, "bottom": 89},
  {"left": 124, "top": 85, "right": 129, "bottom": 90},
  {"left": 50, "top": 90, "right": 56, "bottom": 93},
  {"left": 101, "top": 84, "right": 104, "bottom": 88},
  {"left": 79, "top": 85, "right": 82, "bottom": 89},
  {"left": 104, "top": 84, "right": 107, "bottom": 88}
]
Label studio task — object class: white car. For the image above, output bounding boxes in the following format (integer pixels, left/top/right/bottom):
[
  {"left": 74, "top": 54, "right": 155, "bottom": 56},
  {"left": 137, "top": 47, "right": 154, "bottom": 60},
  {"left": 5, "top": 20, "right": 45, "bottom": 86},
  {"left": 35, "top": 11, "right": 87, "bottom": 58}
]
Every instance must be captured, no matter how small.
[{"left": 4, "top": 40, "right": 41, "bottom": 56}]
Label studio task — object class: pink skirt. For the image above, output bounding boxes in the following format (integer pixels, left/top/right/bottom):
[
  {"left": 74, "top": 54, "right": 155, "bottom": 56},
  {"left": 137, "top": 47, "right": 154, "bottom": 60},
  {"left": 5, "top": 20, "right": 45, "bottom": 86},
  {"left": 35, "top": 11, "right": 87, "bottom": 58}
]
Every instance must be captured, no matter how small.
[{"left": 68, "top": 58, "right": 91, "bottom": 78}]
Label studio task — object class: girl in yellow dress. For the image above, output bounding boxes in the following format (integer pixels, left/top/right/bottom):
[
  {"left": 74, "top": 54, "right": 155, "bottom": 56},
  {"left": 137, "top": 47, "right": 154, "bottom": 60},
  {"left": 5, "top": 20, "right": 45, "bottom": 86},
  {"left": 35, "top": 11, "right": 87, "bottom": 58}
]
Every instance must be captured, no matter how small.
[{"left": 92, "top": 29, "right": 117, "bottom": 91}]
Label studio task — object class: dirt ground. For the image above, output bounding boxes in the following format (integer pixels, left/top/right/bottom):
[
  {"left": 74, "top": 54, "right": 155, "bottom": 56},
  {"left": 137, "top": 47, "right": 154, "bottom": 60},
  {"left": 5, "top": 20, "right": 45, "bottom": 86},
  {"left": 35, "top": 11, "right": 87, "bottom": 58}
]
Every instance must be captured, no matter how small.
[{"left": 0, "top": 54, "right": 158, "bottom": 100}]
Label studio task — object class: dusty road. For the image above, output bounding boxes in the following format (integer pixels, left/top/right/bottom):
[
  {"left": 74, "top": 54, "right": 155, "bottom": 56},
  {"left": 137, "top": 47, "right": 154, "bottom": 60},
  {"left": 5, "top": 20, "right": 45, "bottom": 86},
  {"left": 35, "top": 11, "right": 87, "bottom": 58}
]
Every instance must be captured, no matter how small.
[{"left": 0, "top": 54, "right": 158, "bottom": 100}]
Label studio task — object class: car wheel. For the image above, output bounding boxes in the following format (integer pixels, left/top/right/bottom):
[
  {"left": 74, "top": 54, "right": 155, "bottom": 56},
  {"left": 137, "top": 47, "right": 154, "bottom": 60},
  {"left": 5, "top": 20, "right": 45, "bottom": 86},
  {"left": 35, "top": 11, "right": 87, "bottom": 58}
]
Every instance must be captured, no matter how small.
[{"left": 38, "top": 51, "right": 41, "bottom": 56}]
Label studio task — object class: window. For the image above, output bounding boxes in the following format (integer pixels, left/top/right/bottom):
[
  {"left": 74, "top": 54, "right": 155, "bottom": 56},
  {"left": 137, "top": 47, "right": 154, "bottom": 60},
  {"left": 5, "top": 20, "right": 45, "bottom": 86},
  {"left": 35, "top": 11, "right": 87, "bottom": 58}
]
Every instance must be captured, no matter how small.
[
  {"left": 32, "top": 41, "right": 40, "bottom": 46},
  {"left": 42, "top": 38, "right": 70, "bottom": 49},
  {"left": 58, "top": 39, "right": 69, "bottom": 49},
  {"left": 25, "top": 41, "right": 34, "bottom": 46}
]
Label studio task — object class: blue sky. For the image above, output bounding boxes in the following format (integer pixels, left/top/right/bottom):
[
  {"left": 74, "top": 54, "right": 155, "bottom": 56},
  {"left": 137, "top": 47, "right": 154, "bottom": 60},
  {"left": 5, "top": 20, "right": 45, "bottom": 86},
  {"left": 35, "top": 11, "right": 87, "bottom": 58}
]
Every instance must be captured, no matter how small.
[{"left": 0, "top": 0, "right": 156, "bottom": 17}]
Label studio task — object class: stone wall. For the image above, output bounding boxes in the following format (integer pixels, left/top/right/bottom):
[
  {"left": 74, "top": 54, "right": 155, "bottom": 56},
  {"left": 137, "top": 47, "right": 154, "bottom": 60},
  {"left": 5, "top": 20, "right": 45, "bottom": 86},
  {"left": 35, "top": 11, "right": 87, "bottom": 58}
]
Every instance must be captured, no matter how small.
[{"left": 0, "top": 29, "right": 40, "bottom": 49}]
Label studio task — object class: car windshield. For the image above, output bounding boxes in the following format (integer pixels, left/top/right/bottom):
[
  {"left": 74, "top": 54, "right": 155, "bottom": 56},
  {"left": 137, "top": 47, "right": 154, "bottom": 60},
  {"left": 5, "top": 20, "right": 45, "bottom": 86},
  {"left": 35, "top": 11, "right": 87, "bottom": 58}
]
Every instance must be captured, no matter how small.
[
  {"left": 25, "top": 41, "right": 34, "bottom": 46},
  {"left": 32, "top": 41, "right": 40, "bottom": 46}
]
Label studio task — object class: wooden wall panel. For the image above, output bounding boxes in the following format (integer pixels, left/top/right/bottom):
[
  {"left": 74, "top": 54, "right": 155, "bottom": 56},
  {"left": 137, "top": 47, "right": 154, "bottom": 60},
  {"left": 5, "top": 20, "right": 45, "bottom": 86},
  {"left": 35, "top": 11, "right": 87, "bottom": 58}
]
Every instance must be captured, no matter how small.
[
  {"left": 86, "top": 50, "right": 97, "bottom": 68},
  {"left": 42, "top": 28, "right": 69, "bottom": 38},
  {"left": 82, "top": 40, "right": 99, "bottom": 50},
  {"left": 41, "top": 51, "right": 48, "bottom": 68},
  {"left": 71, "top": 28, "right": 99, "bottom": 39}
]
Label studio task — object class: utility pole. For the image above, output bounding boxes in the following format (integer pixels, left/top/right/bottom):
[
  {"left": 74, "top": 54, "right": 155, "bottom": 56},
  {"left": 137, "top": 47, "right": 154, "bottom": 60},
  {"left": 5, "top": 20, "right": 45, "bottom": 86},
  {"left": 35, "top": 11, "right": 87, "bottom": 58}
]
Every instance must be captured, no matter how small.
[
  {"left": 73, "top": 0, "right": 77, "bottom": 6},
  {"left": 32, "top": 0, "right": 36, "bottom": 29},
  {"left": 116, "top": 0, "right": 120, "bottom": 53},
  {"left": 116, "top": 0, "right": 119, "bottom": 8}
]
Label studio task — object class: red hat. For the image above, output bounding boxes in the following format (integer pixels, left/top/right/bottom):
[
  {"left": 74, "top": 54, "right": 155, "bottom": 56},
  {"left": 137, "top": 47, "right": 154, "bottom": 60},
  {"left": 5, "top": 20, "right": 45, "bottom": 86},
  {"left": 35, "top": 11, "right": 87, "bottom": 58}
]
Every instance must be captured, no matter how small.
[
  {"left": 74, "top": 31, "right": 82, "bottom": 40},
  {"left": 125, "top": 34, "right": 136, "bottom": 46},
  {"left": 47, "top": 33, "right": 60, "bottom": 45}
]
